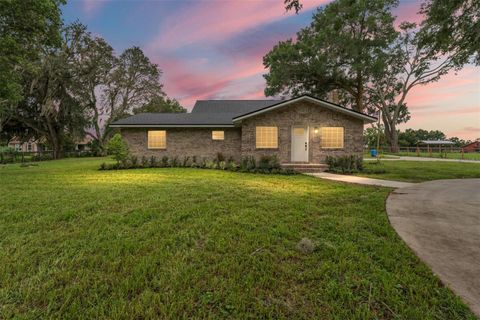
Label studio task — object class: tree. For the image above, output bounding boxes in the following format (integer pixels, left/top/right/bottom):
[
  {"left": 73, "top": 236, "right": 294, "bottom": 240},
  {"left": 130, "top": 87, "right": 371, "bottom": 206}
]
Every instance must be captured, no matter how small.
[
  {"left": 12, "top": 50, "right": 88, "bottom": 159},
  {"left": 0, "top": 0, "right": 65, "bottom": 131},
  {"left": 448, "top": 136, "right": 471, "bottom": 147},
  {"left": 364, "top": 126, "right": 387, "bottom": 149},
  {"left": 65, "top": 23, "right": 116, "bottom": 151},
  {"left": 368, "top": 22, "right": 463, "bottom": 152},
  {"left": 133, "top": 96, "right": 186, "bottom": 114},
  {"left": 107, "top": 133, "right": 129, "bottom": 165},
  {"left": 264, "top": 0, "right": 398, "bottom": 112},
  {"left": 421, "top": 0, "right": 479, "bottom": 65},
  {"left": 397, "top": 128, "right": 447, "bottom": 147},
  {"left": 100, "top": 47, "right": 166, "bottom": 149}
]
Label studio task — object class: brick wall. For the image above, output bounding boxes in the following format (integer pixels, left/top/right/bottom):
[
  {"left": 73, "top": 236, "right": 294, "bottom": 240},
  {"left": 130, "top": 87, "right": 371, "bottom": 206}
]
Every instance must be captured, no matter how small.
[
  {"left": 240, "top": 100, "right": 364, "bottom": 163},
  {"left": 121, "top": 128, "right": 242, "bottom": 161}
]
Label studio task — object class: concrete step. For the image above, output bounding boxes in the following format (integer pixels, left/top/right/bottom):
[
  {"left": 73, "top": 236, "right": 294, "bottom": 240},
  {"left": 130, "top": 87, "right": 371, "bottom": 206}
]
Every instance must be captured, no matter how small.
[{"left": 281, "top": 163, "right": 328, "bottom": 173}]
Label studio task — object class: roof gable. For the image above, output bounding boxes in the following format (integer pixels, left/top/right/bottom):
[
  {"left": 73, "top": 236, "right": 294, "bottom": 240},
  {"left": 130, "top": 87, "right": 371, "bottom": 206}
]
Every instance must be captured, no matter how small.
[
  {"left": 232, "top": 95, "right": 377, "bottom": 123},
  {"left": 191, "top": 100, "right": 281, "bottom": 116}
]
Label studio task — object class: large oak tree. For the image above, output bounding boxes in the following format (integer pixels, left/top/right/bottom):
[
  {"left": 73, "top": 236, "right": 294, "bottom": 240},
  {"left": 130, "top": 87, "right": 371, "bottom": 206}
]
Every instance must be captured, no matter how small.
[{"left": 264, "top": 0, "right": 398, "bottom": 112}]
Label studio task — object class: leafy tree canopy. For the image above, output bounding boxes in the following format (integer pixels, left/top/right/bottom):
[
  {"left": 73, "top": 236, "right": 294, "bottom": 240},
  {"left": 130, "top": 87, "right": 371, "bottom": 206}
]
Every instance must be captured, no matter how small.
[
  {"left": 0, "top": 0, "right": 65, "bottom": 127},
  {"left": 264, "top": 0, "right": 399, "bottom": 112},
  {"left": 421, "top": 0, "right": 479, "bottom": 65},
  {"left": 133, "top": 96, "right": 186, "bottom": 114}
]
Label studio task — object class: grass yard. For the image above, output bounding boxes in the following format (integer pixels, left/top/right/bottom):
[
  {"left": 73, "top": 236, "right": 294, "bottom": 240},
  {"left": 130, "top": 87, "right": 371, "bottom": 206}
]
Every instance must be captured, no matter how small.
[
  {"left": 364, "top": 151, "right": 480, "bottom": 161},
  {"left": 358, "top": 160, "right": 480, "bottom": 182},
  {"left": 0, "top": 158, "right": 475, "bottom": 319}
]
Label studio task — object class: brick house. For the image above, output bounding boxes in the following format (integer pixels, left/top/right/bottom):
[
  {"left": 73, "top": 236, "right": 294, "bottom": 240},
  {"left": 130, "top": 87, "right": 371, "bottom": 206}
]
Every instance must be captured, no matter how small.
[{"left": 111, "top": 95, "right": 376, "bottom": 166}]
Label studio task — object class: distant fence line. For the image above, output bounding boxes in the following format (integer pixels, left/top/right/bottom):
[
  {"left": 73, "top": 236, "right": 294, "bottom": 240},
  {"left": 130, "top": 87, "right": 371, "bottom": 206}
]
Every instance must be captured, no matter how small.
[
  {"left": 365, "top": 146, "right": 464, "bottom": 154},
  {"left": 0, "top": 150, "right": 94, "bottom": 164}
]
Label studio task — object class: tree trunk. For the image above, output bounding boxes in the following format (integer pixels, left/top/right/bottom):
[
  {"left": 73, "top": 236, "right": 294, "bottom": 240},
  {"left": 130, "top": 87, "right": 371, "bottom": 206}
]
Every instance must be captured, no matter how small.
[
  {"left": 388, "top": 129, "right": 399, "bottom": 153},
  {"left": 381, "top": 110, "right": 400, "bottom": 153},
  {"left": 354, "top": 72, "right": 364, "bottom": 112},
  {"left": 45, "top": 118, "right": 63, "bottom": 159}
]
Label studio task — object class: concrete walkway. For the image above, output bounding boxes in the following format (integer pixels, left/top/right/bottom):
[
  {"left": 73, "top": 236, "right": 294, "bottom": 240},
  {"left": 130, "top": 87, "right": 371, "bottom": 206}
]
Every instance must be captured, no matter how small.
[
  {"left": 365, "top": 156, "right": 480, "bottom": 164},
  {"left": 387, "top": 179, "right": 480, "bottom": 316},
  {"left": 306, "top": 172, "right": 414, "bottom": 188}
]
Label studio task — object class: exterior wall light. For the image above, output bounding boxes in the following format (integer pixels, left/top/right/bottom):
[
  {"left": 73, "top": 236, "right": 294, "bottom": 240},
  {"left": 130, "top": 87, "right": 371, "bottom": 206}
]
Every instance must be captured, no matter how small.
[{"left": 314, "top": 127, "right": 319, "bottom": 134}]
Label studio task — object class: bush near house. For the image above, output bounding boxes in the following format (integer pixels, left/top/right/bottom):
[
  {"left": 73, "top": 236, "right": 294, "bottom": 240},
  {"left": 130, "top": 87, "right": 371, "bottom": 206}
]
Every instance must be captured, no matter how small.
[
  {"left": 99, "top": 153, "right": 295, "bottom": 175},
  {"left": 326, "top": 155, "right": 363, "bottom": 173}
]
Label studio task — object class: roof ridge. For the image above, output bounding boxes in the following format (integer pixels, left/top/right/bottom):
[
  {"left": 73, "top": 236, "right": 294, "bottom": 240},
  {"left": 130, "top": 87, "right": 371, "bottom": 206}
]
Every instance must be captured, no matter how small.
[{"left": 196, "top": 99, "right": 281, "bottom": 101}]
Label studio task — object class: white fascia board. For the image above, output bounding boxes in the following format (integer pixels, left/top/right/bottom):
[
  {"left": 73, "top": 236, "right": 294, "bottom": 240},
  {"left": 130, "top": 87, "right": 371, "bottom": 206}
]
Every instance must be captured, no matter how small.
[{"left": 232, "top": 96, "right": 377, "bottom": 123}]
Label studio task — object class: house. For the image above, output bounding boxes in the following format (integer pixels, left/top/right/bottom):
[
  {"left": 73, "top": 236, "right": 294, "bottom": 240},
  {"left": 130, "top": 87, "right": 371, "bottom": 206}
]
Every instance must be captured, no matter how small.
[
  {"left": 7, "top": 138, "right": 41, "bottom": 152},
  {"left": 110, "top": 95, "right": 376, "bottom": 167},
  {"left": 462, "top": 139, "right": 480, "bottom": 153}
]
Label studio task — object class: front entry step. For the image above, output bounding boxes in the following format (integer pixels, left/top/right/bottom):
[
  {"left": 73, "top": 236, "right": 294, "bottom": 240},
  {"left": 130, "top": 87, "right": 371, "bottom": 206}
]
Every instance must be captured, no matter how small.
[{"left": 281, "top": 163, "right": 328, "bottom": 173}]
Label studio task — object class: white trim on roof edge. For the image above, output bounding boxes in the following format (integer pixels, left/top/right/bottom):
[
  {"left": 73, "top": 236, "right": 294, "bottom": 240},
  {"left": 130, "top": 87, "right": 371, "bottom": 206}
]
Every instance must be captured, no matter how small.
[
  {"left": 232, "top": 96, "right": 377, "bottom": 123},
  {"left": 109, "top": 124, "right": 235, "bottom": 128}
]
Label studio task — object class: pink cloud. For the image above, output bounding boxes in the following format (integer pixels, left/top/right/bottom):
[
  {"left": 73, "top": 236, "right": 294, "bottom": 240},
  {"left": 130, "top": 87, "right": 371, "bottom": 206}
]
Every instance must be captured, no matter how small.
[{"left": 147, "top": 0, "right": 325, "bottom": 52}]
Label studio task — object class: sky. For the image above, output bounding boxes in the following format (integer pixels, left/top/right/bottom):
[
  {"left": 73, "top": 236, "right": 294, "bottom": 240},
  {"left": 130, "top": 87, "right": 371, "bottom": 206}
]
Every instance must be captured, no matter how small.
[{"left": 62, "top": 0, "right": 480, "bottom": 140}]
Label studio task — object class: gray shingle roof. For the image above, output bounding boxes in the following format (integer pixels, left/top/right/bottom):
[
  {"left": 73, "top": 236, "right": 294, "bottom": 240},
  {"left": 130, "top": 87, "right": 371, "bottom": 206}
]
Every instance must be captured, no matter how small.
[
  {"left": 110, "top": 100, "right": 282, "bottom": 127},
  {"left": 191, "top": 100, "right": 281, "bottom": 115}
]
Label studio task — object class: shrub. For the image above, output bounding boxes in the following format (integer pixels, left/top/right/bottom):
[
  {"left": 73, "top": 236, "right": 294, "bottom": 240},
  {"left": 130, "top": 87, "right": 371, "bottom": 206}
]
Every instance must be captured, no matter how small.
[
  {"left": 107, "top": 134, "right": 129, "bottom": 165},
  {"left": 218, "top": 161, "right": 226, "bottom": 170},
  {"left": 190, "top": 156, "right": 200, "bottom": 168},
  {"left": 258, "top": 156, "right": 270, "bottom": 170},
  {"left": 149, "top": 156, "right": 157, "bottom": 167},
  {"left": 240, "top": 156, "right": 256, "bottom": 171},
  {"left": 130, "top": 156, "right": 138, "bottom": 167},
  {"left": 169, "top": 156, "right": 179, "bottom": 167},
  {"left": 205, "top": 160, "right": 216, "bottom": 169},
  {"left": 227, "top": 161, "right": 237, "bottom": 171},
  {"left": 216, "top": 152, "right": 225, "bottom": 163},
  {"left": 161, "top": 156, "right": 169, "bottom": 167},
  {"left": 325, "top": 155, "right": 363, "bottom": 173},
  {"left": 182, "top": 156, "right": 190, "bottom": 167},
  {"left": 141, "top": 156, "right": 149, "bottom": 168}
]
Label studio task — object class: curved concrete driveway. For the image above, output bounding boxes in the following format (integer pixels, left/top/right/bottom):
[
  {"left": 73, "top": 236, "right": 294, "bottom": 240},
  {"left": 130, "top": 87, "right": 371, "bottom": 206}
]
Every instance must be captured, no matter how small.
[{"left": 387, "top": 179, "right": 480, "bottom": 316}]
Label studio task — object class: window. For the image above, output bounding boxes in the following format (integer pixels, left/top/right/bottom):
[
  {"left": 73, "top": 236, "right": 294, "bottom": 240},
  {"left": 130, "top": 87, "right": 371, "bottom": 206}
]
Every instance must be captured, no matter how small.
[
  {"left": 256, "top": 126, "right": 278, "bottom": 148},
  {"left": 15, "top": 144, "right": 21, "bottom": 151},
  {"left": 212, "top": 130, "right": 224, "bottom": 140},
  {"left": 321, "top": 127, "right": 344, "bottom": 148},
  {"left": 148, "top": 130, "right": 166, "bottom": 149},
  {"left": 27, "top": 143, "right": 32, "bottom": 152}
]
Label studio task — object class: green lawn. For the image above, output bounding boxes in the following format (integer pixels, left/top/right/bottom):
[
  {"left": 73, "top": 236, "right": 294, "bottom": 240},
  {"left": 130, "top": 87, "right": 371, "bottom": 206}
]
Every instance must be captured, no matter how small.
[
  {"left": 364, "top": 151, "right": 480, "bottom": 161},
  {"left": 0, "top": 158, "right": 475, "bottom": 319},
  {"left": 359, "top": 160, "right": 480, "bottom": 182}
]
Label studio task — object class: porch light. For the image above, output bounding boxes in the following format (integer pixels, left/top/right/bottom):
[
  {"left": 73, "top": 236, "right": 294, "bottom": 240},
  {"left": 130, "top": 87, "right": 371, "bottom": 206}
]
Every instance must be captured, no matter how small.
[{"left": 314, "top": 127, "right": 319, "bottom": 134}]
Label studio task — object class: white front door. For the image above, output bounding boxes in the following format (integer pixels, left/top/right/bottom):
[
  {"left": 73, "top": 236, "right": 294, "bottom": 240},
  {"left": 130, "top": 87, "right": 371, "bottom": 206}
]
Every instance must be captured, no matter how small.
[{"left": 291, "top": 126, "right": 309, "bottom": 162}]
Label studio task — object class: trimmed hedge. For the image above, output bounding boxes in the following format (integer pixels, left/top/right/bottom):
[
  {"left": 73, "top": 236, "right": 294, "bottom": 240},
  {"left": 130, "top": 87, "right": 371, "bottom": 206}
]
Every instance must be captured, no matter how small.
[{"left": 99, "top": 154, "right": 296, "bottom": 175}]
